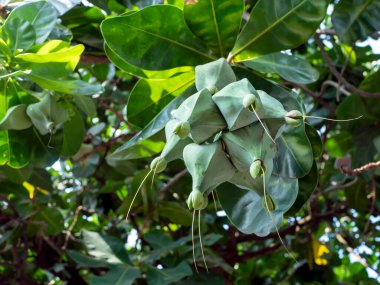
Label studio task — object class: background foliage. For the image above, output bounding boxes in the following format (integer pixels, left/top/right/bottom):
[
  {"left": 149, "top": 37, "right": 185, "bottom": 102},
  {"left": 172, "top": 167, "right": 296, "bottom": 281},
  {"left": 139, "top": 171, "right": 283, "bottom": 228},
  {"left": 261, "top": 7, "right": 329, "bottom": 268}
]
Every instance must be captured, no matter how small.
[{"left": 0, "top": 0, "right": 379, "bottom": 284}]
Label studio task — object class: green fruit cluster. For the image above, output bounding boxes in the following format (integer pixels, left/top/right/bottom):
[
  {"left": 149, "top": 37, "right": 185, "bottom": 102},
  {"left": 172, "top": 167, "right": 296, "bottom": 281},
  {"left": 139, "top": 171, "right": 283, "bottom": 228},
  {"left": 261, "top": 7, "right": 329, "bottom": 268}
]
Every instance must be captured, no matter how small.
[{"left": 150, "top": 59, "right": 304, "bottom": 211}]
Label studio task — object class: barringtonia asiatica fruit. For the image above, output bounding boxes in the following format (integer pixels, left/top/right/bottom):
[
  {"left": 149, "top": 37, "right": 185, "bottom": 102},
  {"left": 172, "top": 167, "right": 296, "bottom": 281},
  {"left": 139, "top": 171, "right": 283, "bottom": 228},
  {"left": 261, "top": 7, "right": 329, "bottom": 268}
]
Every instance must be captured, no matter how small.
[
  {"left": 195, "top": 58, "right": 236, "bottom": 92},
  {"left": 173, "top": 88, "right": 226, "bottom": 144},
  {"left": 254, "top": 90, "right": 287, "bottom": 119},
  {"left": 285, "top": 110, "right": 303, "bottom": 127},
  {"left": 26, "top": 94, "right": 69, "bottom": 135},
  {"left": 222, "top": 122, "right": 276, "bottom": 172},
  {"left": 183, "top": 141, "right": 235, "bottom": 194},
  {"left": 212, "top": 79, "right": 262, "bottom": 131},
  {"left": 161, "top": 119, "right": 192, "bottom": 162}
]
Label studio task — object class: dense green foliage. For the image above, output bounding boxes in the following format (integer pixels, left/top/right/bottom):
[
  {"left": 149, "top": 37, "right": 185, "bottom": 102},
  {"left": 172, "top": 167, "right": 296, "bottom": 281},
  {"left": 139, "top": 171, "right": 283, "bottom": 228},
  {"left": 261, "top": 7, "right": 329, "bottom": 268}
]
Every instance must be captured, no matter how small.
[{"left": 0, "top": 0, "right": 379, "bottom": 284}]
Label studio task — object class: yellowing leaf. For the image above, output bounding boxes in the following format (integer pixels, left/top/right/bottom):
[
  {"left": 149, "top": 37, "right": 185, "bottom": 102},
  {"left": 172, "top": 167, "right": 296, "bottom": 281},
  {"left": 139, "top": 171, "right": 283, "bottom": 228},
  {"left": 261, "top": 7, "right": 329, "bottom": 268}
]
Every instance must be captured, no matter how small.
[
  {"left": 312, "top": 237, "right": 330, "bottom": 266},
  {"left": 23, "top": 181, "right": 49, "bottom": 199}
]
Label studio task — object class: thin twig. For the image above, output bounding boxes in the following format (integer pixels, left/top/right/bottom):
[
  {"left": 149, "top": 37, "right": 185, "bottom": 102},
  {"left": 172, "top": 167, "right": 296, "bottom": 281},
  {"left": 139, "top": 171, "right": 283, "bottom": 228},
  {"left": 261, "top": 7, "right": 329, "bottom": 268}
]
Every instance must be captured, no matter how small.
[
  {"left": 314, "top": 35, "right": 380, "bottom": 98},
  {"left": 341, "top": 160, "right": 380, "bottom": 176},
  {"left": 158, "top": 169, "right": 188, "bottom": 196},
  {"left": 62, "top": 206, "right": 83, "bottom": 250}
]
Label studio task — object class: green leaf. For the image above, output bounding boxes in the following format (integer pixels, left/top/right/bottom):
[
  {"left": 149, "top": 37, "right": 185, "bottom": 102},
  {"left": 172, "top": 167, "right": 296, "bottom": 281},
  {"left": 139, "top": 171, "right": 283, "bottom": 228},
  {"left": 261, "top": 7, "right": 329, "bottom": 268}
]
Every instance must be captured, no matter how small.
[
  {"left": 217, "top": 176, "right": 298, "bottom": 236},
  {"left": 286, "top": 161, "right": 318, "bottom": 215},
  {"left": 107, "top": 86, "right": 196, "bottom": 167},
  {"left": 61, "top": 107, "right": 85, "bottom": 157},
  {"left": 184, "top": 0, "right": 244, "bottom": 57},
  {"left": 325, "top": 130, "right": 355, "bottom": 158},
  {"left": 146, "top": 261, "right": 192, "bottom": 285},
  {"left": 242, "top": 52, "right": 320, "bottom": 84},
  {"left": 6, "top": 1, "right": 58, "bottom": 44},
  {"left": 0, "top": 104, "right": 32, "bottom": 130},
  {"left": 305, "top": 123, "right": 323, "bottom": 158},
  {"left": 332, "top": 0, "right": 380, "bottom": 44},
  {"left": 0, "top": 80, "right": 32, "bottom": 168},
  {"left": 33, "top": 205, "right": 63, "bottom": 235},
  {"left": 230, "top": 0, "right": 329, "bottom": 61},
  {"left": 275, "top": 124, "right": 314, "bottom": 178},
  {"left": 26, "top": 74, "right": 103, "bottom": 96},
  {"left": 158, "top": 201, "right": 193, "bottom": 226},
  {"left": 61, "top": 6, "right": 105, "bottom": 27},
  {"left": 83, "top": 230, "right": 131, "bottom": 264},
  {"left": 345, "top": 180, "right": 368, "bottom": 213},
  {"left": 15, "top": 41, "right": 84, "bottom": 72},
  {"left": 0, "top": 38, "right": 12, "bottom": 60},
  {"left": 101, "top": 5, "right": 214, "bottom": 70},
  {"left": 2, "top": 18, "right": 36, "bottom": 51},
  {"left": 105, "top": 44, "right": 194, "bottom": 79},
  {"left": 127, "top": 72, "right": 195, "bottom": 128},
  {"left": 73, "top": 95, "right": 96, "bottom": 117},
  {"left": 91, "top": 266, "right": 141, "bottom": 285},
  {"left": 68, "top": 250, "right": 110, "bottom": 268}
]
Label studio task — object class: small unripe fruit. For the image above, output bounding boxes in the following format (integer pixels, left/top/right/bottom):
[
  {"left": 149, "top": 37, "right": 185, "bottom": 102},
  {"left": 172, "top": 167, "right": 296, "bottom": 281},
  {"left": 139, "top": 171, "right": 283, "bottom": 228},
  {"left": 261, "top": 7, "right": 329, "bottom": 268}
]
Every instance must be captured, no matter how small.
[
  {"left": 243, "top": 94, "right": 257, "bottom": 109},
  {"left": 46, "top": 122, "right": 56, "bottom": 134},
  {"left": 187, "top": 189, "right": 205, "bottom": 210},
  {"left": 173, "top": 121, "right": 190, "bottom": 139},
  {"left": 207, "top": 86, "right": 218, "bottom": 95},
  {"left": 250, "top": 159, "right": 263, "bottom": 179},
  {"left": 285, "top": 110, "right": 303, "bottom": 127},
  {"left": 150, "top": 157, "right": 167, "bottom": 173}
]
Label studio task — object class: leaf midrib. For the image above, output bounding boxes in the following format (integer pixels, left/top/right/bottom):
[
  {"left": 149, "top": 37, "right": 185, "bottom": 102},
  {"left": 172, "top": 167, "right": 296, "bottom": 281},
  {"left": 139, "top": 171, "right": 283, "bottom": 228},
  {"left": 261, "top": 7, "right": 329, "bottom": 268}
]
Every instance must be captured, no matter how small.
[
  {"left": 117, "top": 22, "right": 215, "bottom": 61},
  {"left": 231, "top": 0, "right": 307, "bottom": 59},
  {"left": 209, "top": 0, "right": 223, "bottom": 57}
]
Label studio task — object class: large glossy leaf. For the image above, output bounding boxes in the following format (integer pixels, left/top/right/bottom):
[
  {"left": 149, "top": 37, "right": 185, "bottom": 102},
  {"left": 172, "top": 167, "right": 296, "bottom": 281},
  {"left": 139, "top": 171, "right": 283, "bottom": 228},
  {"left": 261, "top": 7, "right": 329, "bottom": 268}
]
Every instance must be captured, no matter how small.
[
  {"left": 5, "top": 1, "right": 58, "bottom": 44},
  {"left": 61, "top": 107, "right": 85, "bottom": 157},
  {"left": 184, "top": 0, "right": 244, "bottom": 57},
  {"left": 91, "top": 266, "right": 141, "bottom": 285},
  {"left": 101, "top": 5, "right": 214, "bottom": 70},
  {"left": 242, "top": 52, "right": 320, "bottom": 84},
  {"left": 105, "top": 44, "right": 194, "bottom": 79},
  {"left": 146, "top": 261, "right": 192, "bottom": 285},
  {"left": 127, "top": 72, "right": 195, "bottom": 127},
  {"left": 286, "top": 161, "right": 318, "bottom": 215},
  {"left": 217, "top": 176, "right": 298, "bottom": 236},
  {"left": 230, "top": 0, "right": 329, "bottom": 61},
  {"left": 2, "top": 18, "right": 36, "bottom": 51},
  {"left": 83, "top": 230, "right": 131, "bottom": 264},
  {"left": 0, "top": 80, "right": 32, "bottom": 168},
  {"left": 332, "top": 0, "right": 380, "bottom": 44},
  {"left": 275, "top": 124, "right": 314, "bottom": 179},
  {"left": 16, "top": 41, "right": 84, "bottom": 69},
  {"left": 27, "top": 74, "right": 102, "bottom": 96},
  {"left": 107, "top": 86, "right": 196, "bottom": 167}
]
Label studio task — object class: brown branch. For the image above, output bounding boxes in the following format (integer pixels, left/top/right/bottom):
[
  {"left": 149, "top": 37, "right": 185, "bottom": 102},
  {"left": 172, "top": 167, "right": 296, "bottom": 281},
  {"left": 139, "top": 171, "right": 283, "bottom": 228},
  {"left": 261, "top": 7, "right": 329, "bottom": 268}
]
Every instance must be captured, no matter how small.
[
  {"left": 341, "top": 160, "right": 380, "bottom": 176},
  {"left": 236, "top": 243, "right": 282, "bottom": 263},
  {"left": 314, "top": 35, "right": 380, "bottom": 98},
  {"left": 62, "top": 206, "right": 83, "bottom": 250},
  {"left": 80, "top": 54, "right": 110, "bottom": 65},
  {"left": 97, "top": 101, "right": 132, "bottom": 128},
  {"left": 158, "top": 169, "right": 188, "bottom": 197}
]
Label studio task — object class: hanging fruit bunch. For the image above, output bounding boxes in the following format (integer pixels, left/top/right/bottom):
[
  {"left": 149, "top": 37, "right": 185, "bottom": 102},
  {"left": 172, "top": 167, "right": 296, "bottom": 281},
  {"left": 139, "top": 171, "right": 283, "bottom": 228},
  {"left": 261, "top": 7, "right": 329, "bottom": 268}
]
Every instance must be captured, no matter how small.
[{"left": 148, "top": 58, "right": 308, "bottom": 237}]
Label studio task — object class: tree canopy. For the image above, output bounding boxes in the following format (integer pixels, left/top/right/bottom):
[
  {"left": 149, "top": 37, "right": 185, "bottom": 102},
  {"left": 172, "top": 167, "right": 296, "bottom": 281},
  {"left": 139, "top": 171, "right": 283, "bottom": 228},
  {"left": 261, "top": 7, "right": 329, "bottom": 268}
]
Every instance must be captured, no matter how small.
[{"left": 0, "top": 0, "right": 379, "bottom": 284}]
